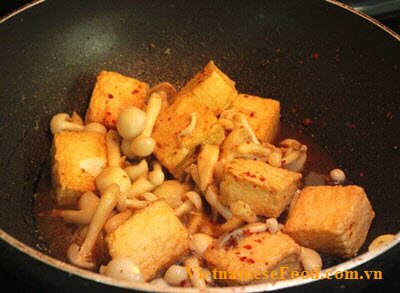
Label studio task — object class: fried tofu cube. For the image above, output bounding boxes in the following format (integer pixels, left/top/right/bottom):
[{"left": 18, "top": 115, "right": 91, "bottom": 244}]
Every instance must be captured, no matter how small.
[
  {"left": 51, "top": 131, "right": 107, "bottom": 206},
  {"left": 177, "top": 61, "right": 237, "bottom": 115},
  {"left": 284, "top": 185, "right": 375, "bottom": 258},
  {"left": 106, "top": 200, "right": 190, "bottom": 281},
  {"left": 220, "top": 159, "right": 302, "bottom": 218},
  {"left": 203, "top": 231, "right": 301, "bottom": 285},
  {"left": 152, "top": 94, "right": 225, "bottom": 177},
  {"left": 85, "top": 71, "right": 148, "bottom": 128},
  {"left": 230, "top": 94, "right": 280, "bottom": 143}
]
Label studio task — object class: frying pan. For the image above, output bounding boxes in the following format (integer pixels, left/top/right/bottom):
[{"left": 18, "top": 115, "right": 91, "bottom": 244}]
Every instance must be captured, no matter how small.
[{"left": 0, "top": 0, "right": 399, "bottom": 291}]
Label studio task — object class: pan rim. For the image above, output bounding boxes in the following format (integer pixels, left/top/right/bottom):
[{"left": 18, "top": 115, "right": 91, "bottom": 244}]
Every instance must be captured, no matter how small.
[
  {"left": 1, "top": 229, "right": 399, "bottom": 291},
  {"left": 1, "top": 0, "right": 399, "bottom": 291}
]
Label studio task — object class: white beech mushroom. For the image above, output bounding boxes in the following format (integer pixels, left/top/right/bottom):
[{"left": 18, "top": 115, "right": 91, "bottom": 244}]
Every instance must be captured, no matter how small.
[
  {"left": 300, "top": 247, "right": 322, "bottom": 272},
  {"left": 95, "top": 166, "right": 131, "bottom": 195},
  {"left": 164, "top": 265, "right": 189, "bottom": 287},
  {"left": 50, "top": 113, "right": 85, "bottom": 135},
  {"left": 205, "top": 185, "right": 232, "bottom": 220},
  {"left": 67, "top": 184, "right": 120, "bottom": 269},
  {"left": 368, "top": 234, "right": 396, "bottom": 251},
  {"left": 233, "top": 113, "right": 260, "bottom": 145},
  {"left": 184, "top": 256, "right": 207, "bottom": 289},
  {"left": 117, "top": 106, "right": 147, "bottom": 140},
  {"left": 330, "top": 168, "right": 346, "bottom": 183},
  {"left": 130, "top": 92, "right": 162, "bottom": 157},
  {"left": 148, "top": 161, "right": 165, "bottom": 186},
  {"left": 197, "top": 144, "right": 219, "bottom": 192},
  {"left": 187, "top": 212, "right": 203, "bottom": 235},
  {"left": 265, "top": 218, "right": 279, "bottom": 233},
  {"left": 59, "top": 191, "right": 99, "bottom": 225},
  {"left": 230, "top": 201, "right": 258, "bottom": 223},
  {"left": 104, "top": 210, "right": 132, "bottom": 234},
  {"left": 184, "top": 164, "right": 201, "bottom": 187},
  {"left": 174, "top": 191, "right": 202, "bottom": 217},
  {"left": 106, "top": 130, "right": 122, "bottom": 167},
  {"left": 190, "top": 233, "right": 215, "bottom": 257},
  {"left": 219, "top": 222, "right": 268, "bottom": 247},
  {"left": 179, "top": 112, "right": 197, "bottom": 138},
  {"left": 121, "top": 138, "right": 137, "bottom": 159},
  {"left": 70, "top": 111, "right": 84, "bottom": 125},
  {"left": 148, "top": 82, "right": 177, "bottom": 105},
  {"left": 124, "top": 159, "right": 149, "bottom": 182},
  {"left": 84, "top": 122, "right": 107, "bottom": 135},
  {"left": 128, "top": 176, "right": 156, "bottom": 199},
  {"left": 101, "top": 256, "right": 144, "bottom": 282},
  {"left": 280, "top": 139, "right": 308, "bottom": 172}
]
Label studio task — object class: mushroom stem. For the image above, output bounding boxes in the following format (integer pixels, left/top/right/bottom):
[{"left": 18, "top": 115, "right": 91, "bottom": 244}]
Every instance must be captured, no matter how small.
[
  {"left": 106, "top": 130, "right": 121, "bottom": 167},
  {"left": 128, "top": 176, "right": 156, "bottom": 199},
  {"left": 205, "top": 186, "right": 232, "bottom": 220},
  {"left": 124, "top": 159, "right": 148, "bottom": 181},
  {"left": 148, "top": 161, "right": 165, "bottom": 186},
  {"left": 197, "top": 144, "right": 220, "bottom": 192},
  {"left": 179, "top": 112, "right": 197, "bottom": 138},
  {"left": 221, "top": 217, "right": 244, "bottom": 232},
  {"left": 184, "top": 256, "right": 207, "bottom": 289},
  {"left": 60, "top": 191, "right": 99, "bottom": 225},
  {"left": 174, "top": 200, "right": 194, "bottom": 217},
  {"left": 67, "top": 184, "right": 120, "bottom": 269},
  {"left": 142, "top": 93, "right": 162, "bottom": 137},
  {"left": 233, "top": 113, "right": 260, "bottom": 144},
  {"left": 104, "top": 210, "right": 132, "bottom": 234}
]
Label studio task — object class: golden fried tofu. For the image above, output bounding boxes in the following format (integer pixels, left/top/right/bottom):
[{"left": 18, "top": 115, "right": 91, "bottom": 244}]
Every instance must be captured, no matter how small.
[
  {"left": 85, "top": 71, "right": 148, "bottom": 128},
  {"left": 51, "top": 131, "right": 107, "bottom": 206},
  {"left": 230, "top": 94, "right": 280, "bottom": 143},
  {"left": 152, "top": 94, "right": 225, "bottom": 177},
  {"left": 284, "top": 185, "right": 375, "bottom": 258},
  {"left": 203, "top": 231, "right": 301, "bottom": 285},
  {"left": 176, "top": 61, "right": 237, "bottom": 115},
  {"left": 219, "top": 159, "right": 302, "bottom": 218},
  {"left": 106, "top": 200, "right": 190, "bottom": 281}
]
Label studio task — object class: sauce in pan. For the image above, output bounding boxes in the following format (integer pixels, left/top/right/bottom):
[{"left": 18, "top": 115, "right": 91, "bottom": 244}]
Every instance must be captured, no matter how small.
[{"left": 34, "top": 122, "right": 341, "bottom": 269}]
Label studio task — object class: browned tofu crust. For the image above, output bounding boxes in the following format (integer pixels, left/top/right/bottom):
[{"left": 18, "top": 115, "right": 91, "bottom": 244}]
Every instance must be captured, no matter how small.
[
  {"left": 106, "top": 200, "right": 190, "bottom": 281},
  {"left": 220, "top": 159, "right": 302, "bottom": 218},
  {"left": 152, "top": 94, "right": 225, "bottom": 177},
  {"left": 85, "top": 71, "right": 148, "bottom": 128},
  {"left": 284, "top": 185, "right": 375, "bottom": 258},
  {"left": 51, "top": 131, "right": 107, "bottom": 206},
  {"left": 231, "top": 94, "right": 280, "bottom": 143},
  {"left": 204, "top": 231, "right": 301, "bottom": 285},
  {"left": 177, "top": 61, "right": 237, "bottom": 115}
]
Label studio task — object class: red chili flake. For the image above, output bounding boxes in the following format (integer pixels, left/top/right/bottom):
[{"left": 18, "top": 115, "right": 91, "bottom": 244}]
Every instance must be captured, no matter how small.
[
  {"left": 303, "top": 117, "right": 313, "bottom": 126},
  {"left": 281, "top": 160, "right": 286, "bottom": 165},
  {"left": 239, "top": 256, "right": 247, "bottom": 262},
  {"left": 246, "top": 140, "right": 250, "bottom": 144},
  {"left": 132, "top": 89, "right": 139, "bottom": 95},
  {"left": 244, "top": 245, "right": 252, "bottom": 250},
  {"left": 275, "top": 48, "right": 281, "bottom": 54},
  {"left": 312, "top": 53, "right": 319, "bottom": 60},
  {"left": 259, "top": 177, "right": 266, "bottom": 182},
  {"left": 247, "top": 258, "right": 255, "bottom": 264},
  {"left": 359, "top": 171, "right": 364, "bottom": 177},
  {"left": 349, "top": 123, "right": 357, "bottom": 129},
  {"left": 106, "top": 111, "right": 111, "bottom": 115},
  {"left": 225, "top": 237, "right": 238, "bottom": 248},
  {"left": 107, "top": 93, "right": 114, "bottom": 99},
  {"left": 243, "top": 229, "right": 252, "bottom": 236},
  {"left": 254, "top": 239, "right": 262, "bottom": 243},
  {"left": 112, "top": 119, "right": 116, "bottom": 124},
  {"left": 235, "top": 251, "right": 241, "bottom": 255},
  {"left": 386, "top": 112, "right": 393, "bottom": 119},
  {"left": 180, "top": 280, "right": 188, "bottom": 287},
  {"left": 250, "top": 112, "right": 255, "bottom": 117},
  {"left": 148, "top": 42, "right": 156, "bottom": 50}
]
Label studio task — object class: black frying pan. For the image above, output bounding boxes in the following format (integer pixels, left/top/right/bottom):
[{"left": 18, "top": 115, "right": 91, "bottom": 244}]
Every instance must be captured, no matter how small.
[{"left": 0, "top": 0, "right": 399, "bottom": 292}]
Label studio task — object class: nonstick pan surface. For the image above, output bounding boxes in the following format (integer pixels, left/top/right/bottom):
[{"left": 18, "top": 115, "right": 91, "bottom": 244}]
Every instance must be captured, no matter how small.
[{"left": 0, "top": 0, "right": 399, "bottom": 291}]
